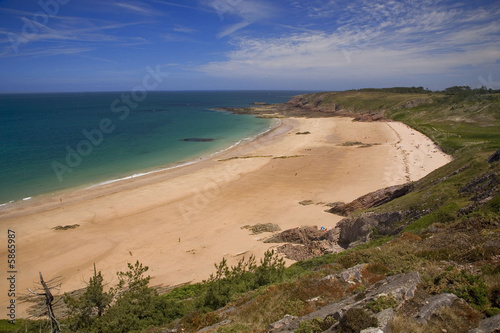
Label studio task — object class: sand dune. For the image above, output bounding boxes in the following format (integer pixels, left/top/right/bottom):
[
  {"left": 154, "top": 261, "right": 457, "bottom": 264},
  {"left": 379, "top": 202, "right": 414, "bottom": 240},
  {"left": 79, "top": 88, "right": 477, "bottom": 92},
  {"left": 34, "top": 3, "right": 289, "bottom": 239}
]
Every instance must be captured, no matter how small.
[{"left": 0, "top": 117, "right": 452, "bottom": 318}]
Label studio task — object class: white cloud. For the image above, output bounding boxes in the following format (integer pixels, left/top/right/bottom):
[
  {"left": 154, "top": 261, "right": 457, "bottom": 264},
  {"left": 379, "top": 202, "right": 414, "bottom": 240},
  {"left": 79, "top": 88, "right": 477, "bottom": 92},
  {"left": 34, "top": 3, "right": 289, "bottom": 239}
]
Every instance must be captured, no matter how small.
[
  {"left": 173, "top": 25, "right": 196, "bottom": 33},
  {"left": 196, "top": 0, "right": 500, "bottom": 86},
  {"left": 114, "top": 1, "right": 159, "bottom": 16},
  {"left": 204, "top": 0, "right": 277, "bottom": 37}
]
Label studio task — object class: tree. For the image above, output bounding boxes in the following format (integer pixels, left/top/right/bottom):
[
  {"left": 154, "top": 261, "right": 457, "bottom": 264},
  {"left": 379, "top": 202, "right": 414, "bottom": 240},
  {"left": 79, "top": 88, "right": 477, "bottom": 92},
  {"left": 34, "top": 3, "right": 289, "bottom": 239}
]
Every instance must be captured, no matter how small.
[
  {"left": 98, "top": 261, "right": 162, "bottom": 333},
  {"left": 28, "top": 272, "right": 63, "bottom": 333},
  {"left": 64, "top": 264, "right": 112, "bottom": 332}
]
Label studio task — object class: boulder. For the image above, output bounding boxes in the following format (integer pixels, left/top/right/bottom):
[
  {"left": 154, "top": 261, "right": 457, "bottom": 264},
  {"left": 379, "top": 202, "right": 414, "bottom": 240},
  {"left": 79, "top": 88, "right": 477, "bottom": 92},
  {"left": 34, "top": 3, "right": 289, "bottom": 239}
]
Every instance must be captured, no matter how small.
[
  {"left": 415, "top": 293, "right": 458, "bottom": 323},
  {"left": 266, "top": 315, "right": 297, "bottom": 332},
  {"left": 374, "top": 308, "right": 396, "bottom": 332},
  {"left": 360, "top": 328, "right": 384, "bottom": 333},
  {"left": 242, "top": 223, "right": 281, "bottom": 234},
  {"left": 468, "top": 314, "right": 500, "bottom": 333},
  {"left": 336, "top": 212, "right": 409, "bottom": 248},
  {"left": 329, "top": 264, "right": 367, "bottom": 284},
  {"left": 265, "top": 226, "right": 343, "bottom": 260},
  {"left": 264, "top": 226, "right": 327, "bottom": 245}
]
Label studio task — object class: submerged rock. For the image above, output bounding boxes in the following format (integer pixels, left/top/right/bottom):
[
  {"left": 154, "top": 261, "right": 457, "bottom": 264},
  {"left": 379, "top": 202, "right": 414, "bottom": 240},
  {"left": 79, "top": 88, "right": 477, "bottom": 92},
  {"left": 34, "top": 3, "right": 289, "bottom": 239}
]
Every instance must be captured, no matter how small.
[{"left": 181, "top": 138, "right": 214, "bottom": 142}]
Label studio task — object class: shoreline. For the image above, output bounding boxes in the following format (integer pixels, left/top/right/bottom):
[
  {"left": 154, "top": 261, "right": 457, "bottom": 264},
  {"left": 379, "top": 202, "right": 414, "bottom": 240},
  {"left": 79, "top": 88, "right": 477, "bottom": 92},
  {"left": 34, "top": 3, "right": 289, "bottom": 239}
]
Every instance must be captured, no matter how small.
[
  {"left": 0, "top": 116, "right": 452, "bottom": 318},
  {"left": 0, "top": 117, "right": 283, "bottom": 219}
]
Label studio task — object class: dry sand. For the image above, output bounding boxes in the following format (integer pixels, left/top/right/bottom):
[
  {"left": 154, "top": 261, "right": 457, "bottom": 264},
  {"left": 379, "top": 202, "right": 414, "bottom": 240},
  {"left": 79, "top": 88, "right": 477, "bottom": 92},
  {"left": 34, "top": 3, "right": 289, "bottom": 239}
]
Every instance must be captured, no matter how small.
[{"left": 0, "top": 117, "right": 452, "bottom": 318}]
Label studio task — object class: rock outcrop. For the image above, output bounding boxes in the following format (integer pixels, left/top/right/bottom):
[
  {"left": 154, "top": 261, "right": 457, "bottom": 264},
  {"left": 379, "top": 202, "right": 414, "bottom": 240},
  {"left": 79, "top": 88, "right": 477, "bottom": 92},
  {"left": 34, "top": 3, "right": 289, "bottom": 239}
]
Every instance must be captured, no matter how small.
[
  {"left": 269, "top": 271, "right": 422, "bottom": 332},
  {"left": 326, "top": 184, "right": 414, "bottom": 216},
  {"left": 336, "top": 211, "right": 415, "bottom": 248},
  {"left": 396, "top": 98, "right": 433, "bottom": 109},
  {"left": 216, "top": 93, "right": 388, "bottom": 120},
  {"left": 415, "top": 293, "right": 458, "bottom": 323},
  {"left": 242, "top": 223, "right": 281, "bottom": 234},
  {"left": 264, "top": 226, "right": 343, "bottom": 260},
  {"left": 468, "top": 314, "right": 500, "bottom": 333},
  {"left": 487, "top": 149, "right": 500, "bottom": 163}
]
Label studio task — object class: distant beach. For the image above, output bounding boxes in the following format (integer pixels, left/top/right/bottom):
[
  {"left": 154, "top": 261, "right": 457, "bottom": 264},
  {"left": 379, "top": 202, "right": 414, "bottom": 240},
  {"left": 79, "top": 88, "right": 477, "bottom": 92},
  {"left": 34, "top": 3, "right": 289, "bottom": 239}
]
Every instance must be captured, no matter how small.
[{"left": 0, "top": 113, "right": 452, "bottom": 318}]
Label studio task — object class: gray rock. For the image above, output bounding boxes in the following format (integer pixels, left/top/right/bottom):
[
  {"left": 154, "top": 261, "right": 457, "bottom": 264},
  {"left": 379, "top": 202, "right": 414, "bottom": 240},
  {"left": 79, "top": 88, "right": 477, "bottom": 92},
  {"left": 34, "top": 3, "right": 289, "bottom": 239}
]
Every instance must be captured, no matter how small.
[
  {"left": 336, "top": 264, "right": 367, "bottom": 284},
  {"left": 196, "top": 319, "right": 232, "bottom": 332},
  {"left": 272, "top": 271, "right": 421, "bottom": 332},
  {"left": 266, "top": 226, "right": 343, "bottom": 260},
  {"left": 266, "top": 314, "right": 297, "bottom": 332},
  {"left": 468, "top": 314, "right": 500, "bottom": 333},
  {"left": 336, "top": 211, "right": 410, "bottom": 248},
  {"left": 242, "top": 223, "right": 281, "bottom": 234},
  {"left": 264, "top": 226, "right": 326, "bottom": 244},
  {"left": 374, "top": 308, "right": 396, "bottom": 332},
  {"left": 415, "top": 293, "right": 458, "bottom": 323},
  {"left": 360, "top": 328, "right": 384, "bottom": 333},
  {"left": 364, "top": 271, "right": 421, "bottom": 304}
]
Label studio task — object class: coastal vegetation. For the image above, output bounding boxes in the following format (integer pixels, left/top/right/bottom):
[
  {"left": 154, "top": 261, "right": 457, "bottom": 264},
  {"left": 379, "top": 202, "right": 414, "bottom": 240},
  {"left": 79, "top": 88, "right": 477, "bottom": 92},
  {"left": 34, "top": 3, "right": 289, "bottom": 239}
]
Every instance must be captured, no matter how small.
[{"left": 3, "top": 87, "right": 499, "bottom": 332}]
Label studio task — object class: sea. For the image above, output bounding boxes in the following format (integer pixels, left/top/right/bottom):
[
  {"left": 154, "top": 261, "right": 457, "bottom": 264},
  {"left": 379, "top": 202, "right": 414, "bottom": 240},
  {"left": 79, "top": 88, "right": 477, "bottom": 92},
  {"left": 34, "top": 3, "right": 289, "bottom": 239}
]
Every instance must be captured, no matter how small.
[{"left": 0, "top": 91, "right": 308, "bottom": 205}]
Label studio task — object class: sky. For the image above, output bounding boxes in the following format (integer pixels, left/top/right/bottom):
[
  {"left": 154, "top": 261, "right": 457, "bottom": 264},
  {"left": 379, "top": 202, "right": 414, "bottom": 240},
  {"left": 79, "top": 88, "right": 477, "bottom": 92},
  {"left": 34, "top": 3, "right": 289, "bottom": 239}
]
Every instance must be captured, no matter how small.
[{"left": 0, "top": 0, "right": 499, "bottom": 92}]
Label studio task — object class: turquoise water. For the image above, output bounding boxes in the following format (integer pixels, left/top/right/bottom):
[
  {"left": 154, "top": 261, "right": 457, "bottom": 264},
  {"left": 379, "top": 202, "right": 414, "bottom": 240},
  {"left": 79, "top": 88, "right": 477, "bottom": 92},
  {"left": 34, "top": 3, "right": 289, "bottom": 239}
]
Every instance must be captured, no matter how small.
[{"left": 0, "top": 91, "right": 306, "bottom": 204}]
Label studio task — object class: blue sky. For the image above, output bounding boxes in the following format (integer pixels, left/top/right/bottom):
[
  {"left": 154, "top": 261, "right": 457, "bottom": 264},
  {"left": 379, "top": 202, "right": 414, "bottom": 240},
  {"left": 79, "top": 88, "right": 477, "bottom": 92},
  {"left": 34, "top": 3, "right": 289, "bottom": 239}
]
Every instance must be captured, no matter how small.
[{"left": 0, "top": 0, "right": 499, "bottom": 92}]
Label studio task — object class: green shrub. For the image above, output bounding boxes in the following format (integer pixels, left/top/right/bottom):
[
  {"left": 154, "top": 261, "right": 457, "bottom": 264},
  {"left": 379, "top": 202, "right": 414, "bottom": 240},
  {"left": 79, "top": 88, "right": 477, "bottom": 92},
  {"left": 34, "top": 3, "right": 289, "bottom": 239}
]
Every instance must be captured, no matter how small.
[
  {"left": 0, "top": 319, "right": 23, "bottom": 332},
  {"left": 429, "top": 268, "right": 489, "bottom": 309},
  {"left": 201, "top": 250, "right": 285, "bottom": 310},
  {"left": 163, "top": 283, "right": 205, "bottom": 301},
  {"left": 489, "top": 284, "right": 500, "bottom": 308},
  {"left": 484, "top": 307, "right": 500, "bottom": 317},
  {"left": 338, "top": 308, "right": 378, "bottom": 333},
  {"left": 64, "top": 267, "right": 113, "bottom": 332},
  {"left": 97, "top": 261, "right": 164, "bottom": 333},
  {"left": 366, "top": 294, "right": 398, "bottom": 313},
  {"left": 296, "top": 316, "right": 336, "bottom": 333}
]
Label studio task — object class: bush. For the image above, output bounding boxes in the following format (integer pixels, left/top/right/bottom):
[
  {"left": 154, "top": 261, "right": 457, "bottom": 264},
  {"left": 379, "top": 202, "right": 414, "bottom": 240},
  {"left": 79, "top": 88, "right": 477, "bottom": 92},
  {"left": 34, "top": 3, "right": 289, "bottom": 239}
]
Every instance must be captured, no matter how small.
[
  {"left": 366, "top": 294, "right": 398, "bottom": 313},
  {"left": 64, "top": 267, "right": 113, "bottom": 332},
  {"left": 97, "top": 261, "right": 163, "bottom": 333},
  {"left": 428, "top": 268, "right": 489, "bottom": 310},
  {"left": 338, "top": 308, "right": 378, "bottom": 333},
  {"left": 201, "top": 250, "right": 285, "bottom": 311}
]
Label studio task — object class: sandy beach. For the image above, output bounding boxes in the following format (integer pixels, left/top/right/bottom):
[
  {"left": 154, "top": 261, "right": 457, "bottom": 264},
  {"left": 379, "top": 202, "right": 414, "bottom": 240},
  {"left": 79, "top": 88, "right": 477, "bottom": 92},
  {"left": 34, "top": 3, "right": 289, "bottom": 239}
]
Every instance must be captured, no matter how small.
[{"left": 0, "top": 117, "right": 452, "bottom": 318}]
